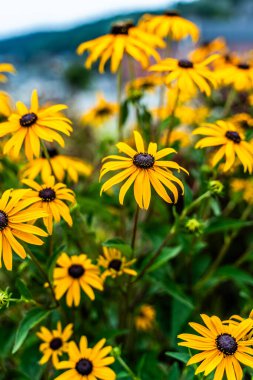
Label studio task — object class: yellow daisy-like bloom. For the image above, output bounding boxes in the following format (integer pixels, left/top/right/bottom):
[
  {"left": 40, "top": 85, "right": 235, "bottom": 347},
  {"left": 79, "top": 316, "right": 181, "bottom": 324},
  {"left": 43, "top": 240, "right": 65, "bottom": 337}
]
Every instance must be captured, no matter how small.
[
  {"left": 160, "top": 128, "right": 191, "bottom": 148},
  {"left": 81, "top": 94, "right": 118, "bottom": 127},
  {"left": 193, "top": 121, "right": 253, "bottom": 173},
  {"left": 0, "top": 89, "right": 72, "bottom": 161},
  {"left": 229, "top": 113, "right": 253, "bottom": 130},
  {"left": 22, "top": 176, "right": 75, "bottom": 235},
  {"left": 0, "top": 63, "right": 15, "bottom": 82},
  {"left": 190, "top": 37, "right": 226, "bottom": 63},
  {"left": 37, "top": 322, "right": 73, "bottom": 368},
  {"left": 55, "top": 336, "right": 115, "bottom": 380},
  {"left": 53, "top": 252, "right": 103, "bottom": 307},
  {"left": 0, "top": 91, "right": 13, "bottom": 117},
  {"left": 139, "top": 11, "right": 199, "bottom": 42},
  {"left": 150, "top": 55, "right": 218, "bottom": 96},
  {"left": 20, "top": 146, "right": 92, "bottom": 183},
  {"left": 135, "top": 304, "right": 156, "bottom": 331},
  {"left": 0, "top": 189, "right": 47, "bottom": 270},
  {"left": 178, "top": 314, "right": 253, "bottom": 379},
  {"left": 77, "top": 20, "right": 164, "bottom": 74},
  {"left": 100, "top": 131, "right": 187, "bottom": 210},
  {"left": 231, "top": 178, "right": 253, "bottom": 205},
  {"left": 222, "top": 61, "right": 253, "bottom": 91},
  {"left": 98, "top": 246, "right": 137, "bottom": 280},
  {"left": 126, "top": 75, "right": 162, "bottom": 96}
]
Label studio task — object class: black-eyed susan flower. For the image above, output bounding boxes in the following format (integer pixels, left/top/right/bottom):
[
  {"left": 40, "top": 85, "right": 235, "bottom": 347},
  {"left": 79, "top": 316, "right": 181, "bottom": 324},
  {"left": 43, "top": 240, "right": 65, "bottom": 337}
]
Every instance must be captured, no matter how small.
[
  {"left": 231, "top": 178, "right": 253, "bottom": 204},
  {"left": 22, "top": 176, "right": 75, "bottom": 235},
  {"left": 178, "top": 314, "right": 253, "bottom": 379},
  {"left": 100, "top": 131, "right": 187, "bottom": 210},
  {"left": 190, "top": 37, "right": 226, "bottom": 63},
  {"left": 0, "top": 189, "right": 47, "bottom": 270},
  {"left": 21, "top": 146, "right": 92, "bottom": 184},
  {"left": 98, "top": 246, "right": 137, "bottom": 280},
  {"left": 135, "top": 304, "right": 156, "bottom": 331},
  {"left": 0, "top": 90, "right": 72, "bottom": 161},
  {"left": 193, "top": 120, "right": 253, "bottom": 173},
  {"left": 223, "top": 311, "right": 253, "bottom": 339},
  {"left": 37, "top": 322, "right": 73, "bottom": 368},
  {"left": 0, "top": 91, "right": 13, "bottom": 118},
  {"left": 77, "top": 20, "right": 164, "bottom": 74},
  {"left": 81, "top": 94, "right": 118, "bottom": 127},
  {"left": 55, "top": 336, "right": 115, "bottom": 380},
  {"left": 53, "top": 253, "right": 103, "bottom": 307},
  {"left": 150, "top": 55, "right": 218, "bottom": 96},
  {"left": 230, "top": 113, "right": 253, "bottom": 130},
  {"left": 139, "top": 11, "right": 199, "bottom": 42},
  {"left": 0, "top": 63, "right": 15, "bottom": 82},
  {"left": 222, "top": 61, "right": 253, "bottom": 91},
  {"left": 126, "top": 75, "right": 162, "bottom": 96}
]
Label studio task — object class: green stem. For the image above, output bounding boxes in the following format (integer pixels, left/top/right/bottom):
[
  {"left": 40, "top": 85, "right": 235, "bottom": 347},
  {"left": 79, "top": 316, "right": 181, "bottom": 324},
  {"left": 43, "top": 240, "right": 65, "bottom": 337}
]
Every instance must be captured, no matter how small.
[
  {"left": 223, "top": 87, "right": 237, "bottom": 117},
  {"left": 165, "top": 88, "right": 180, "bottom": 146},
  {"left": 131, "top": 206, "right": 140, "bottom": 254},
  {"left": 116, "top": 354, "right": 140, "bottom": 380},
  {"left": 41, "top": 141, "right": 55, "bottom": 176},
  {"left": 117, "top": 64, "right": 123, "bottom": 140}
]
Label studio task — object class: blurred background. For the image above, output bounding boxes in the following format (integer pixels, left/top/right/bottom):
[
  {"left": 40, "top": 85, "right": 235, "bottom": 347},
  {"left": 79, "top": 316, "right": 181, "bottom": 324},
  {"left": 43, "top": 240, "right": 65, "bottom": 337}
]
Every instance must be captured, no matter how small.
[{"left": 0, "top": 0, "right": 252, "bottom": 111}]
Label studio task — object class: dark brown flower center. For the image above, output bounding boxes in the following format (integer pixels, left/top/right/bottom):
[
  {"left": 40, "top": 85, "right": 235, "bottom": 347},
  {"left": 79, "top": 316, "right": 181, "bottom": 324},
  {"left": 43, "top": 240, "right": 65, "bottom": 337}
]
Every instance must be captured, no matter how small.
[
  {"left": 20, "top": 112, "right": 38, "bottom": 127},
  {"left": 68, "top": 264, "right": 85, "bottom": 279},
  {"left": 133, "top": 153, "right": 155, "bottom": 169},
  {"left": 96, "top": 107, "right": 111, "bottom": 116},
  {"left": 225, "top": 130, "right": 241, "bottom": 143},
  {"left": 237, "top": 63, "right": 250, "bottom": 70},
  {"left": 75, "top": 359, "right": 93, "bottom": 375},
  {"left": 216, "top": 334, "right": 238, "bottom": 355},
  {"left": 49, "top": 338, "right": 63, "bottom": 350},
  {"left": 111, "top": 21, "right": 134, "bottom": 35},
  {"left": 240, "top": 120, "right": 249, "bottom": 129},
  {"left": 108, "top": 259, "right": 122, "bottom": 271},
  {"left": 42, "top": 147, "right": 59, "bottom": 158},
  {"left": 200, "top": 40, "right": 211, "bottom": 47},
  {"left": 39, "top": 188, "right": 56, "bottom": 202},
  {"left": 178, "top": 59, "right": 194, "bottom": 69},
  {"left": 164, "top": 10, "right": 180, "bottom": 17},
  {"left": 0, "top": 211, "right": 8, "bottom": 231}
]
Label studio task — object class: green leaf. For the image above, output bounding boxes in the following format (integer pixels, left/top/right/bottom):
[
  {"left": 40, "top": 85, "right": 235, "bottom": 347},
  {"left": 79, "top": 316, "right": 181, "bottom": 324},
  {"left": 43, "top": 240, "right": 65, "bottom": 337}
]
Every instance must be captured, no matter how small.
[
  {"left": 205, "top": 218, "right": 253, "bottom": 234},
  {"left": 16, "top": 279, "right": 32, "bottom": 300},
  {"left": 147, "top": 246, "right": 182, "bottom": 273},
  {"left": 12, "top": 308, "right": 50, "bottom": 354},
  {"left": 102, "top": 238, "right": 132, "bottom": 256},
  {"left": 166, "top": 351, "right": 190, "bottom": 364},
  {"left": 156, "top": 279, "right": 194, "bottom": 309},
  {"left": 167, "top": 363, "right": 180, "bottom": 380},
  {"left": 120, "top": 100, "right": 129, "bottom": 126},
  {"left": 214, "top": 266, "right": 253, "bottom": 286}
]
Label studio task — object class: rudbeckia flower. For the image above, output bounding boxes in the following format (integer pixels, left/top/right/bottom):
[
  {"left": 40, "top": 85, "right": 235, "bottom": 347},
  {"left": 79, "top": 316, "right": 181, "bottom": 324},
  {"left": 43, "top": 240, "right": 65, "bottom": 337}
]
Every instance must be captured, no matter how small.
[
  {"left": 81, "top": 93, "right": 118, "bottom": 127},
  {"left": 37, "top": 322, "right": 73, "bottom": 368},
  {"left": 22, "top": 176, "right": 75, "bottom": 234},
  {"left": 178, "top": 314, "right": 253, "bottom": 379},
  {"left": 0, "top": 90, "right": 72, "bottom": 161},
  {"left": 135, "top": 304, "right": 156, "bottom": 331},
  {"left": 231, "top": 178, "right": 253, "bottom": 205},
  {"left": 20, "top": 146, "right": 92, "bottom": 183},
  {"left": 193, "top": 121, "right": 253, "bottom": 173},
  {"left": 149, "top": 55, "right": 218, "bottom": 96},
  {"left": 222, "top": 62, "right": 253, "bottom": 91},
  {"left": 100, "top": 131, "right": 188, "bottom": 210},
  {"left": 229, "top": 113, "right": 253, "bottom": 130},
  {"left": 98, "top": 246, "right": 137, "bottom": 280},
  {"left": 55, "top": 336, "right": 115, "bottom": 380},
  {"left": 77, "top": 20, "right": 165, "bottom": 73},
  {"left": 53, "top": 252, "right": 103, "bottom": 307},
  {"left": 0, "top": 63, "right": 15, "bottom": 82},
  {"left": 126, "top": 75, "right": 162, "bottom": 96},
  {"left": 139, "top": 11, "right": 199, "bottom": 42},
  {"left": 0, "top": 189, "right": 47, "bottom": 270},
  {"left": 0, "top": 91, "right": 13, "bottom": 117},
  {"left": 190, "top": 37, "right": 226, "bottom": 63}
]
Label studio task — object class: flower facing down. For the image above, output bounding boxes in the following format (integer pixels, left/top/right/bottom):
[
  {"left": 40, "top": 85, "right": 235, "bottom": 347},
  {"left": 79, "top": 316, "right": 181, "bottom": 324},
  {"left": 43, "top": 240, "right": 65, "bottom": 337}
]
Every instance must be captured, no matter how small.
[
  {"left": 98, "top": 246, "right": 137, "bottom": 280},
  {"left": 37, "top": 322, "right": 73, "bottom": 368},
  {"left": 135, "top": 304, "right": 156, "bottom": 331},
  {"left": 77, "top": 20, "right": 164, "bottom": 73},
  {"left": 0, "top": 63, "right": 15, "bottom": 82},
  {"left": 149, "top": 55, "right": 218, "bottom": 96},
  {"left": 178, "top": 314, "right": 253, "bottom": 379},
  {"left": 100, "top": 131, "right": 188, "bottom": 210},
  {"left": 81, "top": 94, "right": 118, "bottom": 127},
  {"left": 21, "top": 146, "right": 92, "bottom": 184},
  {"left": 0, "top": 189, "right": 47, "bottom": 270},
  {"left": 193, "top": 121, "right": 253, "bottom": 173},
  {"left": 0, "top": 89, "right": 72, "bottom": 161},
  {"left": 22, "top": 176, "right": 75, "bottom": 235},
  {"left": 55, "top": 336, "right": 115, "bottom": 380},
  {"left": 53, "top": 253, "right": 103, "bottom": 307}
]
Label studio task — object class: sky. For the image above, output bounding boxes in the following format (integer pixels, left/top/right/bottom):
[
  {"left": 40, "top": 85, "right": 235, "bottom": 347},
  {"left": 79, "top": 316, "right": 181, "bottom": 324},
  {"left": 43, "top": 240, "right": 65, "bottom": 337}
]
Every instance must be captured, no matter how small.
[{"left": 0, "top": 0, "right": 174, "bottom": 38}]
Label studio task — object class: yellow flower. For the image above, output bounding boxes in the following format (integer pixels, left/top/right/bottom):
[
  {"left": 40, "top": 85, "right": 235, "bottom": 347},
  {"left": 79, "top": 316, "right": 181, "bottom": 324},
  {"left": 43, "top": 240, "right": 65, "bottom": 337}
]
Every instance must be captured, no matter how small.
[
  {"left": 223, "top": 311, "right": 253, "bottom": 340},
  {"left": 178, "top": 315, "right": 253, "bottom": 379},
  {"left": 135, "top": 304, "right": 156, "bottom": 331},
  {"left": 81, "top": 94, "right": 118, "bottom": 127},
  {"left": 0, "top": 189, "right": 47, "bottom": 270},
  {"left": 77, "top": 20, "right": 164, "bottom": 73},
  {"left": 150, "top": 55, "right": 218, "bottom": 96},
  {"left": 22, "top": 176, "right": 75, "bottom": 235},
  {"left": 53, "top": 252, "right": 103, "bottom": 307},
  {"left": 0, "top": 63, "right": 15, "bottom": 82},
  {"left": 20, "top": 146, "right": 92, "bottom": 183},
  {"left": 55, "top": 336, "right": 115, "bottom": 380},
  {"left": 37, "top": 322, "right": 73, "bottom": 368},
  {"left": 0, "top": 91, "right": 13, "bottom": 117},
  {"left": 222, "top": 61, "right": 253, "bottom": 91},
  {"left": 193, "top": 121, "right": 253, "bottom": 173},
  {"left": 98, "top": 247, "right": 137, "bottom": 279},
  {"left": 139, "top": 11, "right": 199, "bottom": 42},
  {"left": 0, "top": 90, "right": 72, "bottom": 161},
  {"left": 231, "top": 178, "right": 253, "bottom": 204},
  {"left": 190, "top": 37, "right": 227, "bottom": 63},
  {"left": 160, "top": 128, "right": 191, "bottom": 148},
  {"left": 229, "top": 113, "right": 253, "bottom": 130},
  {"left": 126, "top": 75, "right": 162, "bottom": 96},
  {"left": 100, "top": 131, "right": 187, "bottom": 210}
]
